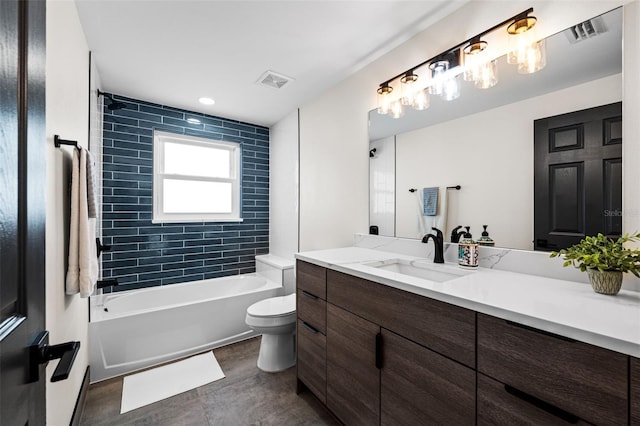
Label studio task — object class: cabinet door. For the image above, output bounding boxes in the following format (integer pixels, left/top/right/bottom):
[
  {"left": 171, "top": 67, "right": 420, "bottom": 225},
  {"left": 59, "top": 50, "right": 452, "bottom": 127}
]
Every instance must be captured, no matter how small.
[
  {"left": 632, "top": 357, "right": 640, "bottom": 425},
  {"left": 326, "top": 303, "right": 380, "bottom": 426},
  {"left": 381, "top": 330, "right": 475, "bottom": 425}
]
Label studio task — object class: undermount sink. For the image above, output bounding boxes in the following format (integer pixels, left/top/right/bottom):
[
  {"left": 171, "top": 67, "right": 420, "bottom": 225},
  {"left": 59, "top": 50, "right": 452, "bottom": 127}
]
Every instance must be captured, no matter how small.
[{"left": 362, "top": 258, "right": 471, "bottom": 283}]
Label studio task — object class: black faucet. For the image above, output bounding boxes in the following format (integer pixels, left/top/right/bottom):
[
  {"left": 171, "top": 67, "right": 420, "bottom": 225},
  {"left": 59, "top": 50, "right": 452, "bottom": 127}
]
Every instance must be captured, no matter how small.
[
  {"left": 422, "top": 227, "right": 444, "bottom": 264},
  {"left": 450, "top": 226, "right": 466, "bottom": 243}
]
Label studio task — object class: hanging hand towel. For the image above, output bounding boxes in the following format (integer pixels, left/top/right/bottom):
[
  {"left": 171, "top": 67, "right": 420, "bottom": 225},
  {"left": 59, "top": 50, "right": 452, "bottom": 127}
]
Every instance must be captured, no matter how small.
[
  {"left": 66, "top": 148, "right": 98, "bottom": 297},
  {"left": 423, "top": 186, "right": 449, "bottom": 237}
]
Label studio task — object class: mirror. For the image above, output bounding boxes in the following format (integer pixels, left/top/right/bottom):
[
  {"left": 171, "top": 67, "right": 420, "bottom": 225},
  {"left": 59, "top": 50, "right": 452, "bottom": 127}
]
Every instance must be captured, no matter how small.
[{"left": 369, "top": 7, "right": 622, "bottom": 250}]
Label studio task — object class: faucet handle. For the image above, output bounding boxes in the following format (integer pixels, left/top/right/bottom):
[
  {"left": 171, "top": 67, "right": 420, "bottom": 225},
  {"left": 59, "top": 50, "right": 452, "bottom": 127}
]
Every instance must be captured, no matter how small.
[{"left": 431, "top": 227, "right": 443, "bottom": 240}]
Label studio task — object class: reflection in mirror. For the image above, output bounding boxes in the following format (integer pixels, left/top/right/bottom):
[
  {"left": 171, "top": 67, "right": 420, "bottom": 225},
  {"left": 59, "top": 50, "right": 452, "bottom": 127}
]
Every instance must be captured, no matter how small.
[{"left": 368, "top": 7, "right": 622, "bottom": 251}]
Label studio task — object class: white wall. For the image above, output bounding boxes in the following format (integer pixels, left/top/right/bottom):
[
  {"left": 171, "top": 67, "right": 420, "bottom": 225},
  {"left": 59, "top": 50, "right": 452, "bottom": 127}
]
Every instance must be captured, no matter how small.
[
  {"left": 269, "top": 110, "right": 299, "bottom": 259},
  {"left": 298, "top": 0, "right": 626, "bottom": 251},
  {"left": 395, "top": 74, "right": 622, "bottom": 249},
  {"left": 45, "top": 1, "right": 90, "bottom": 424}
]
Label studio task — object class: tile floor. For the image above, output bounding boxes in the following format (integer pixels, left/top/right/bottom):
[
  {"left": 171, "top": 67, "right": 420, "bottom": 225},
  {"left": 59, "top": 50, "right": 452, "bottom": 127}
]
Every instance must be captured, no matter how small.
[{"left": 80, "top": 337, "right": 338, "bottom": 425}]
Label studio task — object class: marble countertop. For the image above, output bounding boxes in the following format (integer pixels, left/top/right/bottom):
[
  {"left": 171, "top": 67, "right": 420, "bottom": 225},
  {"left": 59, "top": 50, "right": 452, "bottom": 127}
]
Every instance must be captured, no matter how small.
[{"left": 296, "top": 247, "right": 640, "bottom": 357}]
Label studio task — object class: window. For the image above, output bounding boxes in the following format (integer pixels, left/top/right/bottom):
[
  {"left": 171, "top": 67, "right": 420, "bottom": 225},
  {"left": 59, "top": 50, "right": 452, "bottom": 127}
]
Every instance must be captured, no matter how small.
[{"left": 153, "top": 131, "right": 241, "bottom": 222}]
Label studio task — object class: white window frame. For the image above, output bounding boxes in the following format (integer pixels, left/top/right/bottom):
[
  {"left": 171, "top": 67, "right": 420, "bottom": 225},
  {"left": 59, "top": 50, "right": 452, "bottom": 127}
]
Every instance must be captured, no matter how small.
[{"left": 153, "top": 131, "right": 242, "bottom": 223}]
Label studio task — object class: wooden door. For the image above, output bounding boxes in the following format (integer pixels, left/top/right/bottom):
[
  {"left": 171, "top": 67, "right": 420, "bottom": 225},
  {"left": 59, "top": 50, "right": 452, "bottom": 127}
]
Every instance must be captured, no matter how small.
[
  {"left": 0, "top": 0, "right": 47, "bottom": 424},
  {"left": 534, "top": 102, "right": 622, "bottom": 251},
  {"left": 380, "top": 329, "right": 475, "bottom": 425},
  {"left": 326, "top": 303, "right": 379, "bottom": 426}
]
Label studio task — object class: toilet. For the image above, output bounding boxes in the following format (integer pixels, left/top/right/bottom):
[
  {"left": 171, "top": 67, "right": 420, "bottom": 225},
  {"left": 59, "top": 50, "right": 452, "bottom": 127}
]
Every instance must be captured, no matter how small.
[{"left": 245, "top": 255, "right": 296, "bottom": 372}]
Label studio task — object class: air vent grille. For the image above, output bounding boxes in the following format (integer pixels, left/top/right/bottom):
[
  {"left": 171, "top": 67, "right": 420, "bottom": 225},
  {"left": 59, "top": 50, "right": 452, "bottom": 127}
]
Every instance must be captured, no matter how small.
[
  {"left": 565, "top": 16, "right": 607, "bottom": 44},
  {"left": 256, "top": 70, "right": 294, "bottom": 89}
]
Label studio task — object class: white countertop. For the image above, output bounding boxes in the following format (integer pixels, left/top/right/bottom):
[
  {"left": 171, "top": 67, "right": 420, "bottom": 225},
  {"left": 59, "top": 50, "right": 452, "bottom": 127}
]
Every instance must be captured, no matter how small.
[{"left": 296, "top": 247, "right": 640, "bottom": 358}]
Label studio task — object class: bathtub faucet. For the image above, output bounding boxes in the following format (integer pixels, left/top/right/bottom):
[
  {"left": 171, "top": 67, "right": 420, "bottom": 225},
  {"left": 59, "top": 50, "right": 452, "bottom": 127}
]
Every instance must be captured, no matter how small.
[{"left": 96, "top": 279, "right": 119, "bottom": 294}]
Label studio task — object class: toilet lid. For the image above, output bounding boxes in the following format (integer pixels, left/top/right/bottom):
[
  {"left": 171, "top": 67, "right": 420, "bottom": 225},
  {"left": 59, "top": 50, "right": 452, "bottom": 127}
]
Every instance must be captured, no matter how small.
[{"left": 247, "top": 294, "right": 296, "bottom": 318}]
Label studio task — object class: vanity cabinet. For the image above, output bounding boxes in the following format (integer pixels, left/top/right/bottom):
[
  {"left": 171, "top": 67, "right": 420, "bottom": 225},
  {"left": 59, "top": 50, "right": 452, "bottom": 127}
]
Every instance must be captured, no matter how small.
[
  {"left": 296, "top": 259, "right": 635, "bottom": 425},
  {"left": 477, "top": 313, "right": 628, "bottom": 426},
  {"left": 632, "top": 357, "right": 640, "bottom": 425},
  {"left": 296, "top": 260, "right": 327, "bottom": 404}
]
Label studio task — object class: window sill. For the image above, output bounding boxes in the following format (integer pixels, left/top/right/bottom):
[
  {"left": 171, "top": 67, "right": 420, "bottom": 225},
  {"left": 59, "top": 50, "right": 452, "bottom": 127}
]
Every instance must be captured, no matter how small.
[{"left": 151, "top": 217, "right": 244, "bottom": 224}]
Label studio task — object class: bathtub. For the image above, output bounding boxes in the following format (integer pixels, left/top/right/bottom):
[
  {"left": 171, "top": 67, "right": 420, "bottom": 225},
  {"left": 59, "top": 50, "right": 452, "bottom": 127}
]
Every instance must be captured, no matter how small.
[{"left": 89, "top": 274, "right": 281, "bottom": 382}]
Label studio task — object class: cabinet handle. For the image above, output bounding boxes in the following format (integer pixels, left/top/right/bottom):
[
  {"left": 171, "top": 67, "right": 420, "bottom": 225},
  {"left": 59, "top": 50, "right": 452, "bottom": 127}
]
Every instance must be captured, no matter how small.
[
  {"left": 301, "top": 290, "right": 318, "bottom": 300},
  {"left": 301, "top": 321, "right": 319, "bottom": 334},
  {"left": 375, "top": 332, "right": 382, "bottom": 369},
  {"left": 504, "top": 385, "right": 580, "bottom": 424},
  {"left": 505, "top": 320, "right": 576, "bottom": 343}
]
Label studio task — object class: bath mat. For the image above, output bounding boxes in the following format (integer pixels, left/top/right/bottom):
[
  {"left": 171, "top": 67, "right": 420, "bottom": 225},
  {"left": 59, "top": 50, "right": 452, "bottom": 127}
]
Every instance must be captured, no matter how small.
[{"left": 120, "top": 351, "right": 225, "bottom": 414}]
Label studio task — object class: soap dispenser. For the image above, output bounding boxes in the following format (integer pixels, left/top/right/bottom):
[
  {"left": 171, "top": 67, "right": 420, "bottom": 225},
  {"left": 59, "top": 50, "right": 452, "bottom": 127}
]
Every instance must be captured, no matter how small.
[
  {"left": 477, "top": 225, "right": 495, "bottom": 247},
  {"left": 458, "top": 226, "right": 479, "bottom": 269}
]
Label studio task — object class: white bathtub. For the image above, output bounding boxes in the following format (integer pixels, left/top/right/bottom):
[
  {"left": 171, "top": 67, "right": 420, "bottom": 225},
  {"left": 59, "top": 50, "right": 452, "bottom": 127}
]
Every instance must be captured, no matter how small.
[{"left": 89, "top": 274, "right": 281, "bottom": 382}]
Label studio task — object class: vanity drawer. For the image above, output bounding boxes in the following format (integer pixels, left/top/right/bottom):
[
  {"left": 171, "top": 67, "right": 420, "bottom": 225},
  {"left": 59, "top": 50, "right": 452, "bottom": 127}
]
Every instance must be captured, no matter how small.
[
  {"left": 477, "top": 373, "right": 591, "bottom": 425},
  {"left": 477, "top": 313, "right": 628, "bottom": 426},
  {"left": 326, "top": 269, "right": 475, "bottom": 368},
  {"left": 297, "top": 319, "right": 326, "bottom": 404},
  {"left": 296, "top": 260, "right": 326, "bottom": 299},
  {"left": 297, "top": 290, "right": 326, "bottom": 334}
]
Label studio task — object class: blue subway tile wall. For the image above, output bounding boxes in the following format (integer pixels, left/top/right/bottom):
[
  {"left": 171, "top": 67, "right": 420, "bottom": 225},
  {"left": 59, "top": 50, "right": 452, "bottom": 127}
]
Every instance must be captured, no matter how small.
[{"left": 101, "top": 94, "right": 269, "bottom": 292}]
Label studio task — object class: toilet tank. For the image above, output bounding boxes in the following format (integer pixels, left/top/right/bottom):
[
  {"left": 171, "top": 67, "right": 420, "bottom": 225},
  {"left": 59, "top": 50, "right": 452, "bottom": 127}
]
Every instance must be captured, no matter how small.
[{"left": 255, "top": 254, "right": 295, "bottom": 295}]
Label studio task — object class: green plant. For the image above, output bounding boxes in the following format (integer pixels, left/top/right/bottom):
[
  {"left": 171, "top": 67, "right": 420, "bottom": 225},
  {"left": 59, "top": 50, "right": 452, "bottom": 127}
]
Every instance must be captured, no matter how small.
[{"left": 550, "top": 233, "right": 640, "bottom": 277}]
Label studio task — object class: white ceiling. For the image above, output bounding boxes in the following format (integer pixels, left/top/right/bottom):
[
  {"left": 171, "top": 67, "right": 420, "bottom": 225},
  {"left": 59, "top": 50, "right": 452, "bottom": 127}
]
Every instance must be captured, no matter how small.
[{"left": 75, "top": 0, "right": 464, "bottom": 127}]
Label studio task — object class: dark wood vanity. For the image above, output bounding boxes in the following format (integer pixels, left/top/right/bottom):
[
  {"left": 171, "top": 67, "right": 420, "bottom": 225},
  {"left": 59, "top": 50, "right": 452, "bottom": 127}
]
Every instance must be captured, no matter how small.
[{"left": 296, "top": 259, "right": 638, "bottom": 425}]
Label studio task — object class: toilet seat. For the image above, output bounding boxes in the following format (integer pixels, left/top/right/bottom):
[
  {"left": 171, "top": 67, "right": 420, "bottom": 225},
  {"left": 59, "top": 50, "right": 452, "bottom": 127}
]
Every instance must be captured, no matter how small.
[{"left": 247, "top": 294, "right": 296, "bottom": 318}]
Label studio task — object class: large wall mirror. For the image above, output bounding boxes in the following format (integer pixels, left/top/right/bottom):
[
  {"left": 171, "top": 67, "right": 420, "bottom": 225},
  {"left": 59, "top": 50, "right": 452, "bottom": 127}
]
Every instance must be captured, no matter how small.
[{"left": 369, "top": 7, "right": 622, "bottom": 251}]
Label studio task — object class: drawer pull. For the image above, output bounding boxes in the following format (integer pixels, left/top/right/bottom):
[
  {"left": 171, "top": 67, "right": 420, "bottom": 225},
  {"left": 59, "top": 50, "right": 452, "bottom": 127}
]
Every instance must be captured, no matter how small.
[
  {"left": 301, "top": 290, "right": 319, "bottom": 300},
  {"left": 375, "top": 332, "right": 382, "bottom": 369},
  {"left": 504, "top": 385, "right": 580, "bottom": 424},
  {"left": 505, "top": 320, "right": 576, "bottom": 343},
  {"left": 302, "top": 321, "right": 319, "bottom": 334}
]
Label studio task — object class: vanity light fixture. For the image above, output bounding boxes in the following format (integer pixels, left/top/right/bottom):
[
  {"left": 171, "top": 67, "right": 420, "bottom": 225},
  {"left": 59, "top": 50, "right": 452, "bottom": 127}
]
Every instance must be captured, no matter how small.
[{"left": 376, "top": 7, "right": 544, "bottom": 117}]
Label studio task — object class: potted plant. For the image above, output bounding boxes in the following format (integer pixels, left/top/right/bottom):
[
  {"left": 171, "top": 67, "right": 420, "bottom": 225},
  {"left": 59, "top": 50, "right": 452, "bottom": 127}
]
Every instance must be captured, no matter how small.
[{"left": 550, "top": 233, "right": 640, "bottom": 295}]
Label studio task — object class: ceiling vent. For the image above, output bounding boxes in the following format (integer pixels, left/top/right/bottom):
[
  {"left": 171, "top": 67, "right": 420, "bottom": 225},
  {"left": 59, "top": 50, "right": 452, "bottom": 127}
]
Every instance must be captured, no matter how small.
[
  {"left": 256, "top": 70, "right": 294, "bottom": 89},
  {"left": 565, "top": 16, "right": 607, "bottom": 44}
]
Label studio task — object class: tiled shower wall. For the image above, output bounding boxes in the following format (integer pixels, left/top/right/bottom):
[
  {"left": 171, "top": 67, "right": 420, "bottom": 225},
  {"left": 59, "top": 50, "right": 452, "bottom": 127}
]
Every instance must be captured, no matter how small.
[{"left": 101, "top": 94, "right": 269, "bottom": 291}]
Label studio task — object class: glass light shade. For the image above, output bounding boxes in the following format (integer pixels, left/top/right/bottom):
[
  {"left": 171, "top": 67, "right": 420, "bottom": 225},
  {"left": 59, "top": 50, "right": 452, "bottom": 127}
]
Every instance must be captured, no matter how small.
[
  {"left": 389, "top": 98, "right": 405, "bottom": 119},
  {"left": 463, "top": 40, "right": 487, "bottom": 82},
  {"left": 412, "top": 88, "right": 430, "bottom": 110},
  {"left": 401, "top": 73, "right": 418, "bottom": 106},
  {"left": 507, "top": 16, "right": 538, "bottom": 66},
  {"left": 442, "top": 76, "right": 460, "bottom": 101},
  {"left": 474, "top": 60, "right": 498, "bottom": 89},
  {"left": 428, "top": 60, "right": 448, "bottom": 95},
  {"left": 376, "top": 85, "right": 393, "bottom": 115},
  {"left": 517, "top": 39, "right": 546, "bottom": 74}
]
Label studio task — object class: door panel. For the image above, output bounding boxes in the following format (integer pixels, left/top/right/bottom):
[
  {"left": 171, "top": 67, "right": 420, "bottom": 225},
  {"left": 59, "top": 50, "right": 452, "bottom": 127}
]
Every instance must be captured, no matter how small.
[
  {"left": 534, "top": 102, "right": 622, "bottom": 250},
  {"left": 0, "top": 0, "right": 47, "bottom": 424},
  {"left": 326, "top": 303, "right": 379, "bottom": 426}
]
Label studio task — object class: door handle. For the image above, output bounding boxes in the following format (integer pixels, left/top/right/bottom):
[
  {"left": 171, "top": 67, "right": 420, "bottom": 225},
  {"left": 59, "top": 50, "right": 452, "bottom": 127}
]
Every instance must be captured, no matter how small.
[
  {"left": 375, "top": 332, "right": 382, "bottom": 369},
  {"left": 29, "top": 331, "right": 80, "bottom": 383}
]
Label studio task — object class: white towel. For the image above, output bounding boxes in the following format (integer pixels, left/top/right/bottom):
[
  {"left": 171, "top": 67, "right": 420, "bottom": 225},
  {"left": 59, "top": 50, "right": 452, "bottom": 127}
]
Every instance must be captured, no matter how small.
[
  {"left": 66, "top": 148, "right": 98, "bottom": 297},
  {"left": 418, "top": 186, "right": 448, "bottom": 238}
]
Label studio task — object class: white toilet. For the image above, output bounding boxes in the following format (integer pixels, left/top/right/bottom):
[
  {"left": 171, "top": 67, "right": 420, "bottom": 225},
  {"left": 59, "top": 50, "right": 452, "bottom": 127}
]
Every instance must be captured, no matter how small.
[{"left": 245, "top": 255, "right": 296, "bottom": 372}]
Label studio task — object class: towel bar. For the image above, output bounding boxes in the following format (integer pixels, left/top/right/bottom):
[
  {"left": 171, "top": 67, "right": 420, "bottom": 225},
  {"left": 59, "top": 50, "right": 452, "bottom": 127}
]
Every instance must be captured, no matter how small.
[{"left": 54, "top": 134, "right": 80, "bottom": 150}]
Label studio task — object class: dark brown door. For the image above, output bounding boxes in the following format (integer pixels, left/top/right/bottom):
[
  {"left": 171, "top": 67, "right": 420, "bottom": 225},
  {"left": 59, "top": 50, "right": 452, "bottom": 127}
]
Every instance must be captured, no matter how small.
[
  {"left": 534, "top": 102, "right": 622, "bottom": 251},
  {"left": 326, "top": 303, "right": 380, "bottom": 426},
  {"left": 0, "top": 0, "right": 47, "bottom": 424}
]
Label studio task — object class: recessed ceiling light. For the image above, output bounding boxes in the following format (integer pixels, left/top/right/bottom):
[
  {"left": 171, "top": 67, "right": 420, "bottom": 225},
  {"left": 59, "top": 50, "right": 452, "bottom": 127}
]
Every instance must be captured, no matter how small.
[
  {"left": 186, "top": 118, "right": 201, "bottom": 124},
  {"left": 198, "top": 97, "right": 215, "bottom": 105}
]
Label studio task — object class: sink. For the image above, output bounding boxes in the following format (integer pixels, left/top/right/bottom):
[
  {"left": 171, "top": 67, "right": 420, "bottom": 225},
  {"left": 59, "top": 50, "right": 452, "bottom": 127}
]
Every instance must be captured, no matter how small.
[{"left": 362, "top": 258, "right": 471, "bottom": 283}]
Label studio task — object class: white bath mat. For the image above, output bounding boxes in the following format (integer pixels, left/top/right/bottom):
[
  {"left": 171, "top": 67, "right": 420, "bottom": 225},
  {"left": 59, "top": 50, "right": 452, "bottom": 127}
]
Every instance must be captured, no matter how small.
[{"left": 120, "top": 351, "right": 225, "bottom": 414}]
